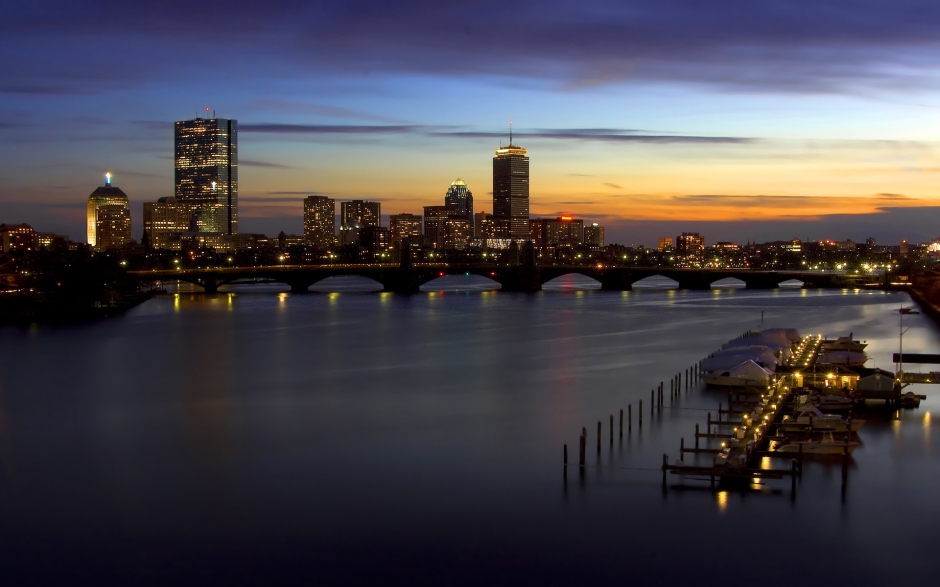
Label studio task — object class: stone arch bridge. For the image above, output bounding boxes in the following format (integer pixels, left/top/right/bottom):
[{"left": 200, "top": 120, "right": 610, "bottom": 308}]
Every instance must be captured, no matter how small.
[{"left": 131, "top": 264, "right": 864, "bottom": 294}]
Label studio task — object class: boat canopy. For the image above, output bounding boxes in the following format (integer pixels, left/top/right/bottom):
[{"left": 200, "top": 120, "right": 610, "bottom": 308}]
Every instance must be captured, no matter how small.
[
  {"left": 702, "top": 346, "right": 779, "bottom": 372},
  {"left": 726, "top": 360, "right": 773, "bottom": 385}
]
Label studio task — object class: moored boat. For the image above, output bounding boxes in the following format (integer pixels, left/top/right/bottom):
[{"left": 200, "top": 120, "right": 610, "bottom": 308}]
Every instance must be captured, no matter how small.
[{"left": 772, "top": 433, "right": 860, "bottom": 455}]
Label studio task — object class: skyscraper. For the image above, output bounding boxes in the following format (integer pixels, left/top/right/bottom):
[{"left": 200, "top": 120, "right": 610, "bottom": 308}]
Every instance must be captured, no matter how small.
[
  {"left": 87, "top": 173, "right": 131, "bottom": 250},
  {"left": 340, "top": 200, "right": 381, "bottom": 228},
  {"left": 492, "top": 132, "right": 529, "bottom": 240},
  {"left": 174, "top": 117, "right": 238, "bottom": 235},
  {"left": 389, "top": 213, "right": 422, "bottom": 246},
  {"left": 444, "top": 179, "right": 473, "bottom": 220},
  {"left": 304, "top": 195, "right": 336, "bottom": 249},
  {"left": 584, "top": 223, "right": 605, "bottom": 247}
]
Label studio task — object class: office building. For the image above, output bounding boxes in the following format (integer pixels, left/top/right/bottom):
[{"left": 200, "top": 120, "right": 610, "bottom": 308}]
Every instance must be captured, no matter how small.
[
  {"left": 389, "top": 213, "right": 422, "bottom": 246},
  {"left": 87, "top": 173, "right": 131, "bottom": 250},
  {"left": 338, "top": 222, "right": 361, "bottom": 246},
  {"left": 423, "top": 205, "right": 449, "bottom": 248},
  {"left": 174, "top": 117, "right": 238, "bottom": 234},
  {"left": 0, "top": 223, "right": 36, "bottom": 252},
  {"left": 341, "top": 200, "right": 381, "bottom": 228},
  {"left": 530, "top": 216, "right": 583, "bottom": 248},
  {"left": 492, "top": 134, "right": 530, "bottom": 240},
  {"left": 584, "top": 223, "right": 605, "bottom": 247},
  {"left": 444, "top": 179, "right": 473, "bottom": 220},
  {"left": 304, "top": 195, "right": 336, "bottom": 249},
  {"left": 143, "top": 197, "right": 192, "bottom": 249},
  {"left": 360, "top": 225, "right": 390, "bottom": 253},
  {"left": 658, "top": 237, "right": 673, "bottom": 252},
  {"left": 676, "top": 232, "right": 705, "bottom": 265}
]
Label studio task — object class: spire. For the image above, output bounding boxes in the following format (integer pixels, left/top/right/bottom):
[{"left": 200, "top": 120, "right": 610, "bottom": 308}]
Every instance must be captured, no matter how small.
[
  {"left": 509, "top": 120, "right": 513, "bottom": 146},
  {"left": 105, "top": 172, "right": 112, "bottom": 186}
]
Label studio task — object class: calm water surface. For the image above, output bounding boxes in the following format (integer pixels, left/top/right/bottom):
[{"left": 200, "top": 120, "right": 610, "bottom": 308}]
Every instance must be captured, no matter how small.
[{"left": 0, "top": 277, "right": 937, "bottom": 585}]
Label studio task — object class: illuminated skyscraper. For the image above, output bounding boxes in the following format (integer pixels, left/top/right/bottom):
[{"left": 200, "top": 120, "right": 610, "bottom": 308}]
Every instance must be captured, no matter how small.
[
  {"left": 444, "top": 179, "right": 473, "bottom": 220},
  {"left": 389, "top": 213, "right": 422, "bottom": 245},
  {"left": 87, "top": 173, "right": 131, "bottom": 250},
  {"left": 423, "top": 205, "right": 449, "bottom": 248},
  {"left": 304, "top": 195, "right": 336, "bottom": 249},
  {"left": 340, "top": 200, "right": 381, "bottom": 228},
  {"left": 492, "top": 130, "right": 529, "bottom": 240},
  {"left": 143, "top": 197, "right": 192, "bottom": 249},
  {"left": 174, "top": 117, "right": 238, "bottom": 234},
  {"left": 584, "top": 223, "right": 605, "bottom": 247}
]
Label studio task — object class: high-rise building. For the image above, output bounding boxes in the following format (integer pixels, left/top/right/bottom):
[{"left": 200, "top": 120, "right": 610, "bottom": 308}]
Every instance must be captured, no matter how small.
[
  {"left": 423, "top": 205, "right": 449, "bottom": 248},
  {"left": 304, "top": 195, "right": 336, "bottom": 249},
  {"left": 143, "top": 197, "right": 192, "bottom": 249},
  {"left": 341, "top": 200, "right": 381, "bottom": 228},
  {"left": 658, "top": 237, "right": 673, "bottom": 252},
  {"left": 389, "top": 213, "right": 422, "bottom": 246},
  {"left": 174, "top": 117, "right": 238, "bottom": 235},
  {"left": 492, "top": 133, "right": 529, "bottom": 240},
  {"left": 444, "top": 179, "right": 473, "bottom": 220},
  {"left": 360, "top": 225, "right": 390, "bottom": 254},
  {"left": 87, "top": 173, "right": 131, "bottom": 250},
  {"left": 584, "top": 223, "right": 605, "bottom": 247}
]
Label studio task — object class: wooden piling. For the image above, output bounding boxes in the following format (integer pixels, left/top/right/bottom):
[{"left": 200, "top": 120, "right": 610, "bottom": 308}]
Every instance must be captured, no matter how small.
[
  {"left": 629, "top": 404, "right": 633, "bottom": 431},
  {"left": 639, "top": 401, "right": 642, "bottom": 427},
  {"left": 695, "top": 423, "right": 700, "bottom": 448},
  {"left": 619, "top": 409, "right": 623, "bottom": 438},
  {"left": 564, "top": 444, "right": 568, "bottom": 466},
  {"left": 680, "top": 437, "right": 685, "bottom": 456},
  {"left": 610, "top": 414, "right": 614, "bottom": 445},
  {"left": 597, "top": 421, "right": 601, "bottom": 453},
  {"left": 579, "top": 432, "right": 586, "bottom": 466}
]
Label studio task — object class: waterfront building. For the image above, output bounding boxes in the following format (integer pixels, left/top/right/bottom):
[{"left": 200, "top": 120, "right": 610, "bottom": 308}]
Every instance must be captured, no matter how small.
[
  {"left": 143, "top": 197, "right": 192, "bottom": 249},
  {"left": 444, "top": 179, "right": 473, "bottom": 220},
  {"left": 492, "top": 134, "right": 530, "bottom": 240},
  {"left": 676, "top": 232, "right": 705, "bottom": 263},
  {"left": 304, "top": 195, "right": 336, "bottom": 249},
  {"left": 0, "top": 223, "right": 36, "bottom": 252},
  {"left": 658, "top": 237, "right": 673, "bottom": 252},
  {"left": 341, "top": 200, "right": 381, "bottom": 228},
  {"left": 423, "top": 205, "right": 449, "bottom": 248},
  {"left": 443, "top": 217, "right": 473, "bottom": 250},
  {"left": 389, "top": 213, "right": 422, "bottom": 246},
  {"left": 530, "top": 216, "right": 583, "bottom": 248},
  {"left": 584, "top": 223, "right": 605, "bottom": 247},
  {"left": 174, "top": 117, "right": 238, "bottom": 235},
  {"left": 87, "top": 173, "right": 131, "bottom": 250}
]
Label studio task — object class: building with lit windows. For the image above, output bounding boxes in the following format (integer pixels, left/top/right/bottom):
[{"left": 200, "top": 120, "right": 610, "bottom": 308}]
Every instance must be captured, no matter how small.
[
  {"left": 584, "top": 223, "right": 605, "bottom": 247},
  {"left": 341, "top": 200, "right": 381, "bottom": 228},
  {"left": 443, "top": 217, "right": 473, "bottom": 250},
  {"left": 87, "top": 173, "right": 131, "bottom": 250},
  {"left": 304, "top": 195, "right": 336, "bottom": 249},
  {"left": 174, "top": 117, "right": 238, "bottom": 234},
  {"left": 676, "top": 232, "right": 705, "bottom": 265},
  {"left": 492, "top": 136, "right": 529, "bottom": 240},
  {"left": 423, "top": 205, "right": 449, "bottom": 248},
  {"left": 143, "top": 197, "right": 192, "bottom": 249},
  {"left": 0, "top": 223, "right": 36, "bottom": 252},
  {"left": 658, "top": 237, "right": 673, "bottom": 252},
  {"left": 389, "top": 213, "right": 422, "bottom": 246},
  {"left": 530, "top": 216, "right": 583, "bottom": 248}
]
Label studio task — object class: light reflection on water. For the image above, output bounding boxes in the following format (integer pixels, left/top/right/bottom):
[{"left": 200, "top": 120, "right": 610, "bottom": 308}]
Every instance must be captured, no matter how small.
[{"left": 0, "top": 287, "right": 937, "bottom": 584}]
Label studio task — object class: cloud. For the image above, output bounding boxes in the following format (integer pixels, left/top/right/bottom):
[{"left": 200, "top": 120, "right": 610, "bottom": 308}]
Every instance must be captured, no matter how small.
[
  {"left": 240, "top": 159, "right": 295, "bottom": 169},
  {"left": 240, "top": 123, "right": 422, "bottom": 134},
  {"left": 603, "top": 183, "right": 622, "bottom": 189},
  {"left": 5, "top": 2, "right": 940, "bottom": 94},
  {"left": 248, "top": 99, "right": 408, "bottom": 124}
]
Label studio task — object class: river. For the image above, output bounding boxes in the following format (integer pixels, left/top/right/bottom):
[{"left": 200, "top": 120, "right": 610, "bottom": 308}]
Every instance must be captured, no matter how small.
[{"left": 0, "top": 276, "right": 936, "bottom": 585}]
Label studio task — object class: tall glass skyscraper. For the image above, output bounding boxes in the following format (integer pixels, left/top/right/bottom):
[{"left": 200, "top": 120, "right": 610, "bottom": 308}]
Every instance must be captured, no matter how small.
[
  {"left": 492, "top": 139, "right": 529, "bottom": 240},
  {"left": 174, "top": 117, "right": 238, "bottom": 235},
  {"left": 444, "top": 179, "right": 473, "bottom": 220}
]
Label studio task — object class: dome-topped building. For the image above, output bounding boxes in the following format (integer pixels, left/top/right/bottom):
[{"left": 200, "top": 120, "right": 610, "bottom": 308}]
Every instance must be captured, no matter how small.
[
  {"left": 87, "top": 172, "right": 131, "bottom": 249},
  {"left": 444, "top": 178, "right": 473, "bottom": 220}
]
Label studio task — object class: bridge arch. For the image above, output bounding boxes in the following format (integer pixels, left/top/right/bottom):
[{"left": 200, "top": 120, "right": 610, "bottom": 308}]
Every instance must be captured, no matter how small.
[
  {"left": 710, "top": 277, "right": 747, "bottom": 289},
  {"left": 631, "top": 275, "right": 680, "bottom": 289},
  {"left": 308, "top": 275, "right": 385, "bottom": 293},
  {"left": 541, "top": 273, "right": 602, "bottom": 291},
  {"left": 419, "top": 274, "right": 502, "bottom": 292}
]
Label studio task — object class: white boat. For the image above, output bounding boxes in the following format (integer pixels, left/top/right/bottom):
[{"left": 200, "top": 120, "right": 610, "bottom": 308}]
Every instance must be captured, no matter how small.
[
  {"left": 773, "top": 433, "right": 860, "bottom": 455},
  {"left": 781, "top": 405, "right": 864, "bottom": 432},
  {"left": 824, "top": 334, "right": 867, "bottom": 352},
  {"left": 702, "top": 360, "right": 773, "bottom": 388}
]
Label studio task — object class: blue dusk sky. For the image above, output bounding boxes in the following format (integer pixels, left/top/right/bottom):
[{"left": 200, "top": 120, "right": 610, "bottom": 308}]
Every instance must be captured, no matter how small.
[{"left": 3, "top": 1, "right": 940, "bottom": 245}]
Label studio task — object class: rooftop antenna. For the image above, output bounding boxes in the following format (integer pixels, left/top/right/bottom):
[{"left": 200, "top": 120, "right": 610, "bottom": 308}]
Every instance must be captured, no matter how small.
[{"left": 509, "top": 120, "right": 513, "bottom": 146}]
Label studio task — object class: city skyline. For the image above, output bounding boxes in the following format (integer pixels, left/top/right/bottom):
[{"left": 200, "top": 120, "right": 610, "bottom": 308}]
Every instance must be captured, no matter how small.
[{"left": 6, "top": 2, "right": 940, "bottom": 245}]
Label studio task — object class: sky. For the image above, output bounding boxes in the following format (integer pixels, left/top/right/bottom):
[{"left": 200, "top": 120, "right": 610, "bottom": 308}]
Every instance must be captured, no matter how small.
[{"left": 3, "top": 1, "right": 940, "bottom": 245}]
